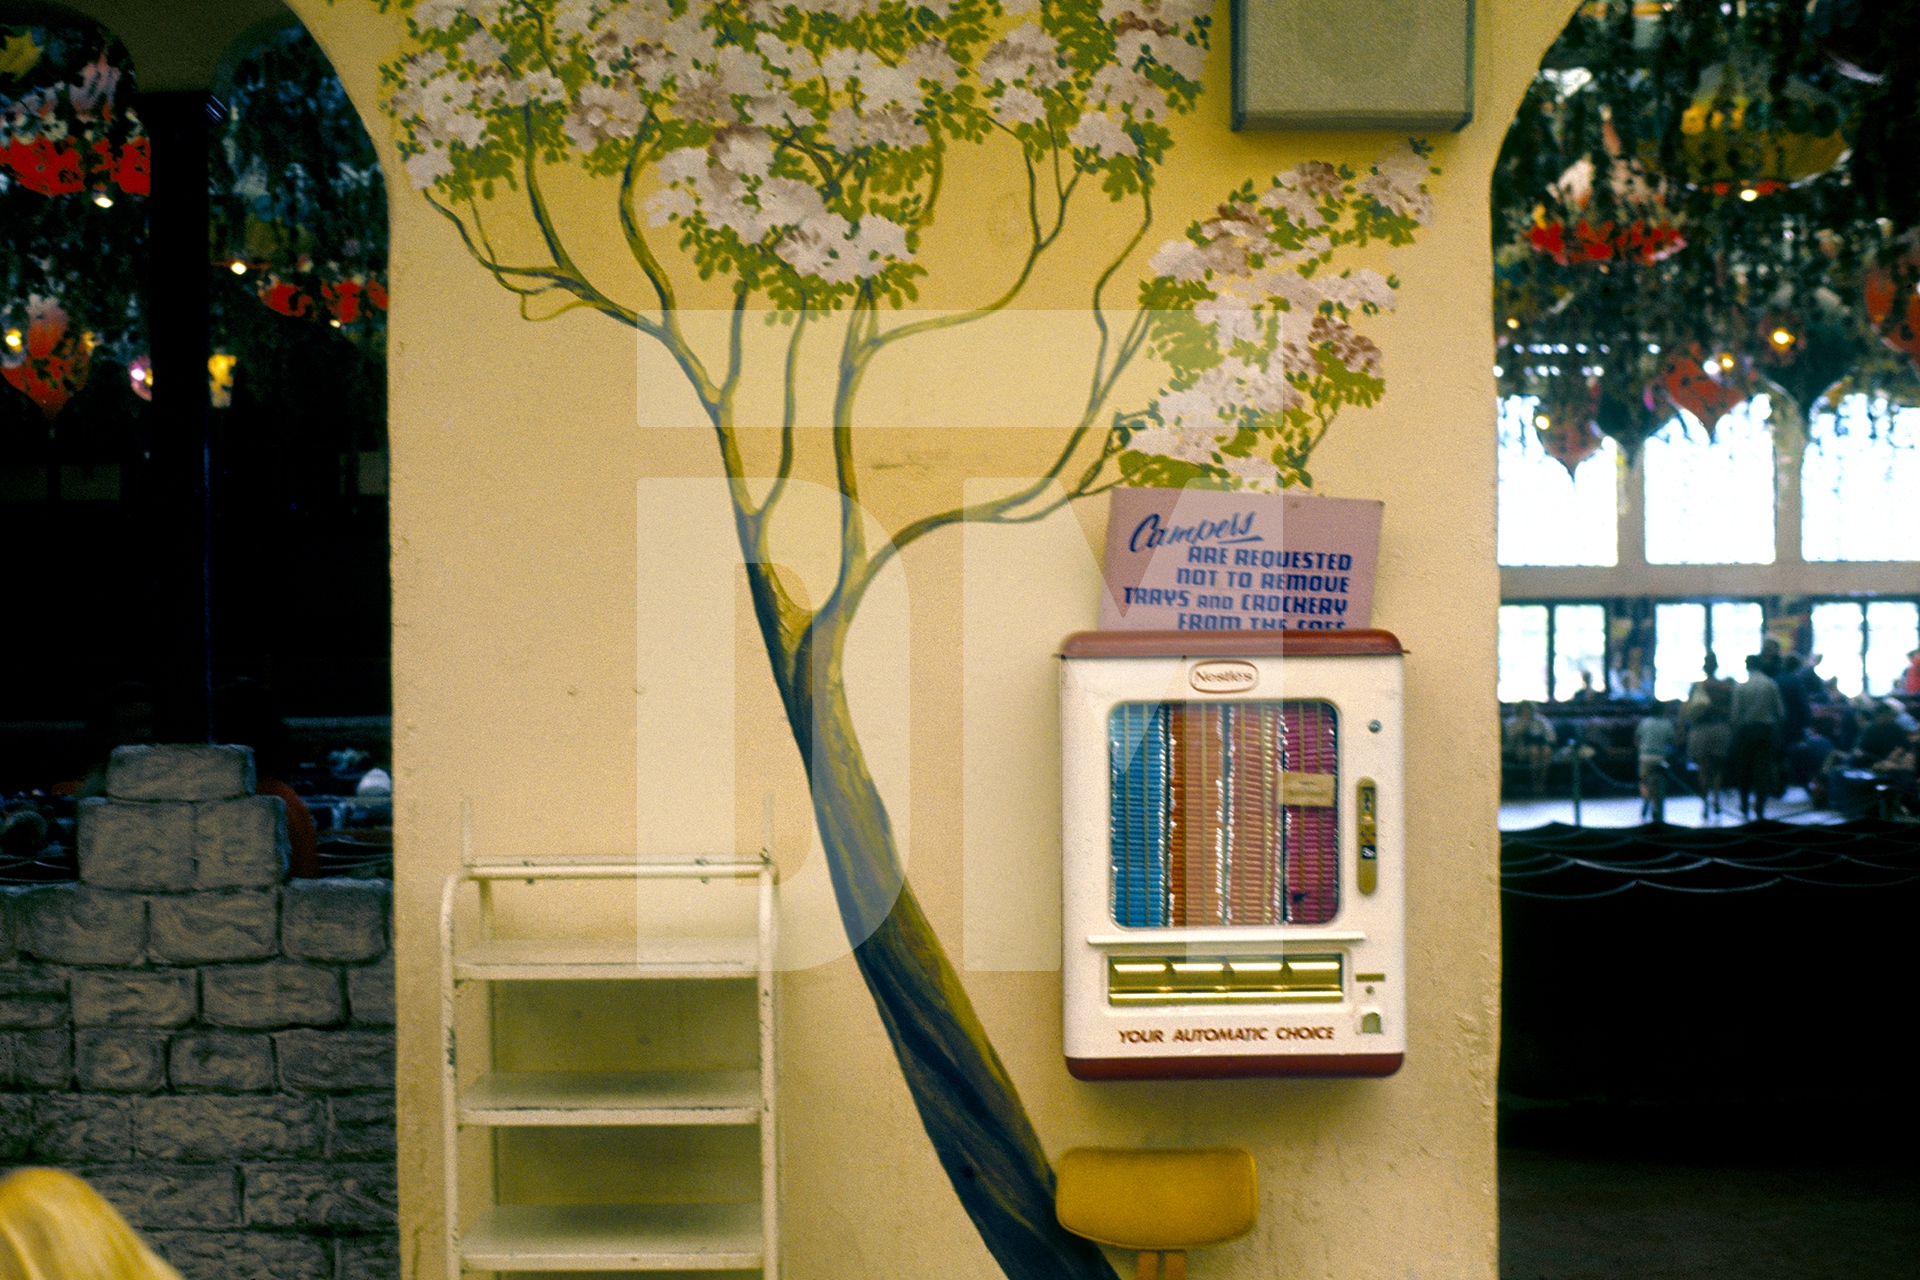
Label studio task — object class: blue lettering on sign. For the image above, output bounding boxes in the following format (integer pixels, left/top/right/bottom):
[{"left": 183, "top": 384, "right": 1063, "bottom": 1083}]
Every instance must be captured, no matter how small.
[{"left": 1129, "top": 512, "right": 1264, "bottom": 554}]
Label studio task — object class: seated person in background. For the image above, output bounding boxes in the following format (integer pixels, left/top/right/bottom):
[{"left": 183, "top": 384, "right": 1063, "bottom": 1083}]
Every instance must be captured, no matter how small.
[
  {"left": 1871, "top": 731, "right": 1917, "bottom": 784},
  {"left": 1609, "top": 648, "right": 1652, "bottom": 702},
  {"left": 1504, "top": 701, "right": 1557, "bottom": 797},
  {"left": 0, "top": 1166, "right": 184, "bottom": 1280},
  {"left": 1853, "top": 701, "right": 1908, "bottom": 767},
  {"left": 1905, "top": 647, "right": 1920, "bottom": 696},
  {"left": 1787, "top": 726, "right": 1836, "bottom": 795},
  {"left": 1570, "top": 670, "right": 1604, "bottom": 703},
  {"left": 213, "top": 679, "right": 321, "bottom": 879},
  {"left": 1829, "top": 695, "right": 1860, "bottom": 753}
]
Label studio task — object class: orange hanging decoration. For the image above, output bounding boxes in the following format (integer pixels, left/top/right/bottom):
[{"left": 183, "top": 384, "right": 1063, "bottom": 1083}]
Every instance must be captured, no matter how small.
[
  {"left": 1880, "top": 292, "right": 1920, "bottom": 374},
  {"left": 2, "top": 296, "right": 92, "bottom": 420},
  {"left": 1657, "top": 348, "right": 1750, "bottom": 432},
  {"left": 1863, "top": 265, "right": 1897, "bottom": 327},
  {"left": 1536, "top": 380, "right": 1605, "bottom": 476}
]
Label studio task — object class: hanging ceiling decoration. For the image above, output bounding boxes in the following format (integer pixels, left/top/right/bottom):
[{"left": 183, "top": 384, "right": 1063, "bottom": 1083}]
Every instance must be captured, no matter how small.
[
  {"left": 1, "top": 22, "right": 144, "bottom": 422},
  {"left": 1493, "top": 0, "right": 1920, "bottom": 468}
]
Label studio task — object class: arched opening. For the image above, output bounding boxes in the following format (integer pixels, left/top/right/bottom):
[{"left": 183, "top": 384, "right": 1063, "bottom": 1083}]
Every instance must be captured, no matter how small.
[
  {"left": 1491, "top": 3, "right": 1920, "bottom": 1272},
  {"left": 2, "top": 9, "right": 392, "bottom": 876},
  {"left": 2, "top": 11, "right": 400, "bottom": 1278}
]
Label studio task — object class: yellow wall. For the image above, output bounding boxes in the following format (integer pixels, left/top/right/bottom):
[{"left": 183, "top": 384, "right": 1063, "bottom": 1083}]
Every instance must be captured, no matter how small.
[{"left": 287, "top": 1, "right": 1577, "bottom": 1275}]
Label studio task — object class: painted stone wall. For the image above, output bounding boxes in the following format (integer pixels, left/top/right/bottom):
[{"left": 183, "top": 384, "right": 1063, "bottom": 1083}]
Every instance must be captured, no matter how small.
[{"left": 0, "top": 745, "right": 397, "bottom": 1280}]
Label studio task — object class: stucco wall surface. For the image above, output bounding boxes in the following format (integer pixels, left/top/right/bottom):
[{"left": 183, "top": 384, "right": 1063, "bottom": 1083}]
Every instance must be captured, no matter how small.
[{"left": 287, "top": 0, "right": 1580, "bottom": 1275}]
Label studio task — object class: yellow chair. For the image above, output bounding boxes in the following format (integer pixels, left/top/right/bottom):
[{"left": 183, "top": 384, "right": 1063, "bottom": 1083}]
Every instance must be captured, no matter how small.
[{"left": 1055, "top": 1147, "right": 1258, "bottom": 1280}]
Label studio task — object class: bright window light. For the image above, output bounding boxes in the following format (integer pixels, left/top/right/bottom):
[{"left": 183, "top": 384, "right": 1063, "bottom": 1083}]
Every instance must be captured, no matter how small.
[
  {"left": 1710, "top": 601, "right": 1765, "bottom": 678},
  {"left": 1811, "top": 603, "right": 1865, "bottom": 698},
  {"left": 1551, "top": 604, "right": 1607, "bottom": 701},
  {"left": 1499, "top": 604, "right": 1550, "bottom": 704},
  {"left": 1802, "top": 396, "right": 1920, "bottom": 562},
  {"left": 1865, "top": 601, "right": 1919, "bottom": 697},
  {"left": 1654, "top": 603, "right": 1706, "bottom": 701},
  {"left": 1644, "top": 398, "right": 1775, "bottom": 565},
  {"left": 1497, "top": 397, "right": 1619, "bottom": 567}
]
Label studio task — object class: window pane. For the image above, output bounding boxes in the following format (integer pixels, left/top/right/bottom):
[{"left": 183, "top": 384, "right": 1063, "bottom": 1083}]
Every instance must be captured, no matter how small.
[
  {"left": 1654, "top": 603, "right": 1707, "bottom": 701},
  {"left": 1810, "top": 602, "right": 1865, "bottom": 698},
  {"left": 1865, "top": 601, "right": 1920, "bottom": 697},
  {"left": 1497, "top": 397, "right": 1619, "bottom": 567},
  {"left": 1709, "top": 602, "right": 1765, "bottom": 681},
  {"left": 1551, "top": 604, "right": 1606, "bottom": 701},
  {"left": 1802, "top": 397, "right": 1920, "bottom": 562},
  {"left": 1499, "top": 605, "right": 1549, "bottom": 703},
  {"left": 1644, "top": 398, "right": 1775, "bottom": 565}
]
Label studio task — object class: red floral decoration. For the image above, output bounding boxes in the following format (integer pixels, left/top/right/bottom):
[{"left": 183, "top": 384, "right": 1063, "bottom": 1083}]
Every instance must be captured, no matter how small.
[
  {"left": 0, "top": 55, "right": 147, "bottom": 199},
  {"left": 2, "top": 295, "right": 91, "bottom": 419},
  {"left": 255, "top": 270, "right": 388, "bottom": 327},
  {"left": 1526, "top": 131, "right": 1687, "bottom": 269},
  {"left": 1863, "top": 253, "right": 1920, "bottom": 376}
]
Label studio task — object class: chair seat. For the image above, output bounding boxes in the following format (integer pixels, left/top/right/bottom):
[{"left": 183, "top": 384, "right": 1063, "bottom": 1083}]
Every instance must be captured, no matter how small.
[{"left": 1055, "top": 1147, "right": 1257, "bottom": 1251}]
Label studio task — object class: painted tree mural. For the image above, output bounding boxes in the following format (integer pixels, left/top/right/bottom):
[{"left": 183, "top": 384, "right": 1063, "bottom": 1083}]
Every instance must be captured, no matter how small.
[{"left": 375, "top": 0, "right": 1433, "bottom": 1273}]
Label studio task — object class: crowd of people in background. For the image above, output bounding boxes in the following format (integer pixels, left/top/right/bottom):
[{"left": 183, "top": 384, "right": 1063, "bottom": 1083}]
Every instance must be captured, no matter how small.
[
  {"left": 1505, "top": 639, "right": 1920, "bottom": 823},
  {"left": 1643, "top": 638, "right": 1920, "bottom": 821}
]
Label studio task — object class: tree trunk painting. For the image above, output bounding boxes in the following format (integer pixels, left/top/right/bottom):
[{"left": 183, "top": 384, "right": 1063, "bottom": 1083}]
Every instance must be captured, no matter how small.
[{"left": 373, "top": 1, "right": 1434, "bottom": 1271}]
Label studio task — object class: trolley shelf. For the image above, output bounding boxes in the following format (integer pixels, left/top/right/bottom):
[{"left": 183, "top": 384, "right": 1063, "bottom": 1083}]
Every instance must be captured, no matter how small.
[
  {"left": 461, "top": 1202, "right": 764, "bottom": 1272},
  {"left": 454, "top": 937, "right": 760, "bottom": 980},
  {"left": 459, "top": 1070, "right": 763, "bottom": 1127}
]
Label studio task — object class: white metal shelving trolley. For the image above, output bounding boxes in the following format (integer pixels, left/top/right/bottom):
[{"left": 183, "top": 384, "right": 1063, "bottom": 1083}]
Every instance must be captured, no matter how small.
[{"left": 440, "top": 853, "right": 777, "bottom": 1277}]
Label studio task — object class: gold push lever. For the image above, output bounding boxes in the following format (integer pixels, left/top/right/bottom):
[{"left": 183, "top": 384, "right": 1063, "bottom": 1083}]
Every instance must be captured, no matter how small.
[{"left": 1356, "top": 778, "right": 1378, "bottom": 895}]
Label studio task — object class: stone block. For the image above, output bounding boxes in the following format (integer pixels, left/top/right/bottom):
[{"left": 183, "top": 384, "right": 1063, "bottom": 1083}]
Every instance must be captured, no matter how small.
[
  {"left": 150, "top": 1231, "right": 329, "bottom": 1280},
  {"left": 281, "top": 879, "right": 388, "bottom": 962},
  {"left": 91, "top": 1165, "right": 241, "bottom": 1229},
  {"left": 169, "top": 1031, "right": 274, "bottom": 1092},
  {"left": 72, "top": 969, "right": 198, "bottom": 1027},
  {"left": 108, "top": 744, "right": 255, "bottom": 802},
  {"left": 150, "top": 890, "right": 279, "bottom": 963},
  {"left": 328, "top": 1095, "right": 397, "bottom": 1159},
  {"left": 275, "top": 1028, "right": 394, "bottom": 1092},
  {"left": 18, "top": 883, "right": 146, "bottom": 964},
  {"left": 346, "top": 954, "right": 394, "bottom": 1025},
  {"left": 133, "top": 1096, "right": 324, "bottom": 1162},
  {"left": 77, "top": 798, "right": 196, "bottom": 891},
  {"left": 31, "top": 1094, "right": 132, "bottom": 1162},
  {"left": 194, "top": 797, "right": 288, "bottom": 889},
  {"left": 336, "top": 1236, "right": 401, "bottom": 1280},
  {"left": 202, "top": 961, "right": 343, "bottom": 1029},
  {"left": 12, "top": 1028, "right": 72, "bottom": 1086},
  {"left": 0, "top": 965, "right": 67, "bottom": 1028},
  {"left": 0, "top": 1095, "right": 30, "bottom": 1162},
  {"left": 243, "top": 1162, "right": 397, "bottom": 1228},
  {"left": 75, "top": 1028, "right": 169, "bottom": 1092}
]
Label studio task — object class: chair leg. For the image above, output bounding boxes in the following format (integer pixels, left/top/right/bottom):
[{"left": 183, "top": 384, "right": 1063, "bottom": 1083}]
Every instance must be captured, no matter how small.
[
  {"left": 1135, "top": 1251, "right": 1161, "bottom": 1280},
  {"left": 1164, "top": 1251, "right": 1188, "bottom": 1280}
]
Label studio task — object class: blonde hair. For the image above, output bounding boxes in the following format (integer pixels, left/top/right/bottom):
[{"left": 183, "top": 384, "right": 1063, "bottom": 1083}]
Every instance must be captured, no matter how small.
[{"left": 0, "top": 1168, "right": 184, "bottom": 1280}]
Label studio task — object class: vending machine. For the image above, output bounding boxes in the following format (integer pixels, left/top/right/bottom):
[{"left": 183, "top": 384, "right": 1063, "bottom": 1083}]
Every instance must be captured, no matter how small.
[{"left": 1059, "top": 630, "right": 1405, "bottom": 1079}]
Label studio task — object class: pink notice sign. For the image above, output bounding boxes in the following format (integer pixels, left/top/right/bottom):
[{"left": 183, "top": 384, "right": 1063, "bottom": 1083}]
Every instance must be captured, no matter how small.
[{"left": 1099, "top": 487, "right": 1382, "bottom": 632}]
